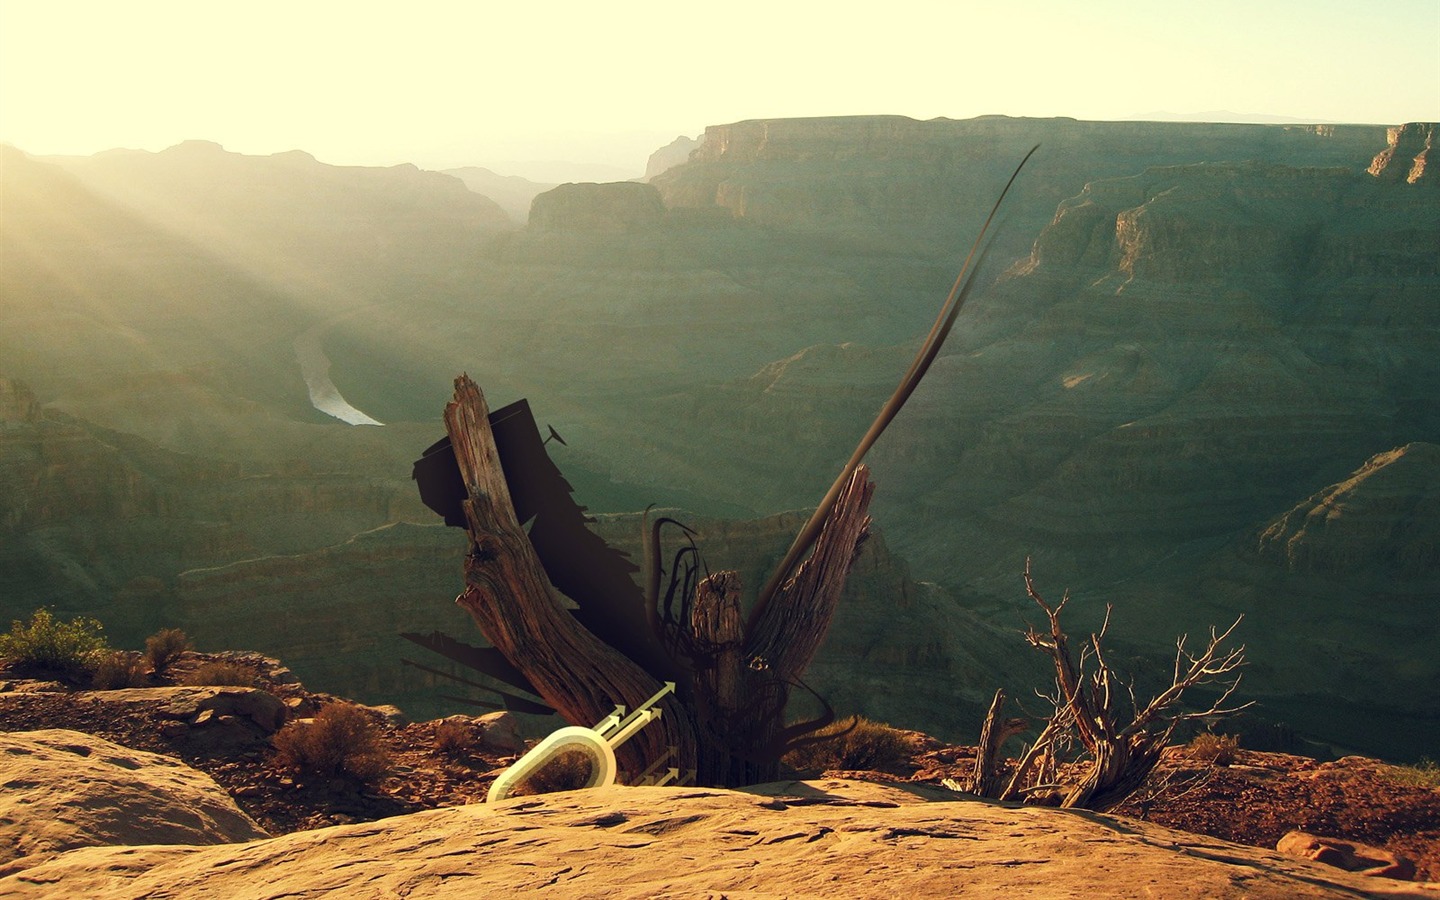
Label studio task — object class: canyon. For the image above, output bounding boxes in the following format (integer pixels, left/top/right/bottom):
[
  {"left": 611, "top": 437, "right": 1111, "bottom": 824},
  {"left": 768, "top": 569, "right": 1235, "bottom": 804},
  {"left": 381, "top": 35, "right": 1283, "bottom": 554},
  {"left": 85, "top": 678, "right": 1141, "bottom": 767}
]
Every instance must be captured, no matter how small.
[{"left": 0, "top": 116, "right": 1435, "bottom": 760}]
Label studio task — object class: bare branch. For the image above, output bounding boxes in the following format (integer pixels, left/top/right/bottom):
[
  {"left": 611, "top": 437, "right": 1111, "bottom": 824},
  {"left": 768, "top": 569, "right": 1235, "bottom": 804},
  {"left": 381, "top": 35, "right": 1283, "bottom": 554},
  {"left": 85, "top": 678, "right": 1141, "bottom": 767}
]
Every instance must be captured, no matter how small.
[{"left": 1000, "top": 564, "right": 1250, "bottom": 811}]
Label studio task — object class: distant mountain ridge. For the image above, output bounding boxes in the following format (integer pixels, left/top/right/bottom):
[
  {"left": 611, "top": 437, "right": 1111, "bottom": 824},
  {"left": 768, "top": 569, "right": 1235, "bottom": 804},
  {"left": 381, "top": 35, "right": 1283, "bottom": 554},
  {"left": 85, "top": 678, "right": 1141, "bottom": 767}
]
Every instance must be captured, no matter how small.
[{"left": 441, "top": 166, "right": 555, "bottom": 224}]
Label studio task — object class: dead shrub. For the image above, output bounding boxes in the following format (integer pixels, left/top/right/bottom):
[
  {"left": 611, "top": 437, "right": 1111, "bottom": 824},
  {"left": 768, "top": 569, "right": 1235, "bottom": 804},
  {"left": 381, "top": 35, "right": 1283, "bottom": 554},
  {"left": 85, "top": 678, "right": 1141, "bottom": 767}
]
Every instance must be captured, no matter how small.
[
  {"left": 783, "top": 716, "right": 913, "bottom": 773},
  {"left": 144, "top": 627, "right": 191, "bottom": 676},
  {"left": 91, "top": 650, "right": 148, "bottom": 689},
  {"left": 514, "top": 750, "right": 594, "bottom": 795},
  {"left": 433, "top": 720, "right": 476, "bottom": 759},
  {"left": 1188, "top": 732, "right": 1240, "bottom": 766},
  {"left": 182, "top": 660, "right": 257, "bottom": 687},
  {"left": 272, "top": 702, "right": 390, "bottom": 782}
]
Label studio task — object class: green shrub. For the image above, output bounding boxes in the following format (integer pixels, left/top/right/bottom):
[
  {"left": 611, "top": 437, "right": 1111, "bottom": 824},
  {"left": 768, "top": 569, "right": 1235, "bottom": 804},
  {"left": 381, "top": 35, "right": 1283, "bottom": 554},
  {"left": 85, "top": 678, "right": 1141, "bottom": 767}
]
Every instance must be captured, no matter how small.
[
  {"left": 1384, "top": 757, "right": 1440, "bottom": 789},
  {"left": 91, "top": 650, "right": 148, "bottom": 689},
  {"left": 514, "top": 750, "right": 593, "bottom": 795},
  {"left": 182, "top": 660, "right": 257, "bottom": 687},
  {"left": 783, "top": 716, "right": 913, "bottom": 773},
  {"left": 272, "top": 703, "right": 390, "bottom": 782},
  {"left": 144, "top": 627, "right": 191, "bottom": 676},
  {"left": 1187, "top": 732, "right": 1240, "bottom": 766},
  {"left": 0, "top": 609, "right": 108, "bottom": 677}
]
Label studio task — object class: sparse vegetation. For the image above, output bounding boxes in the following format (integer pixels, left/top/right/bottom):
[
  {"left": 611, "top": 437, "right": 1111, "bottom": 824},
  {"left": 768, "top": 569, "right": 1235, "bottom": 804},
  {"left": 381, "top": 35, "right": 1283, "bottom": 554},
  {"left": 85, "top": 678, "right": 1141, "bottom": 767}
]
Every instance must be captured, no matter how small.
[
  {"left": 183, "top": 660, "right": 257, "bottom": 687},
  {"left": 91, "top": 650, "right": 148, "bottom": 689},
  {"left": 144, "top": 627, "right": 191, "bottom": 675},
  {"left": 433, "top": 720, "right": 476, "bottom": 759},
  {"left": 1383, "top": 757, "right": 1440, "bottom": 789},
  {"left": 1188, "top": 732, "right": 1240, "bottom": 766},
  {"left": 974, "top": 560, "right": 1251, "bottom": 812},
  {"left": 0, "top": 608, "right": 108, "bottom": 678},
  {"left": 272, "top": 702, "right": 390, "bottom": 782},
  {"left": 514, "top": 750, "right": 594, "bottom": 795},
  {"left": 783, "top": 716, "right": 912, "bottom": 773}
]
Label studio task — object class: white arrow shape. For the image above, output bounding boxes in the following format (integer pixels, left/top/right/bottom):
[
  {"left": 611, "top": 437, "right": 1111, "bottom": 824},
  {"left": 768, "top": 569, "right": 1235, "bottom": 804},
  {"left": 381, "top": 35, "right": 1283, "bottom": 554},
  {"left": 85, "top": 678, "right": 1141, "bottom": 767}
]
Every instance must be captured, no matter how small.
[{"left": 593, "top": 705, "right": 626, "bottom": 737}]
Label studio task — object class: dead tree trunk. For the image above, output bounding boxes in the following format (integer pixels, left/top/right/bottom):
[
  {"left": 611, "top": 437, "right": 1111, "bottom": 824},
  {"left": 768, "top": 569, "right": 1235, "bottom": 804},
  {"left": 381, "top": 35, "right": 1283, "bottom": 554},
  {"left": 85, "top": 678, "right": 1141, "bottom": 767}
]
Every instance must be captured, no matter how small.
[
  {"left": 443, "top": 374, "right": 873, "bottom": 786},
  {"left": 1018, "top": 559, "right": 1248, "bottom": 811},
  {"left": 446, "top": 375, "right": 688, "bottom": 779},
  {"left": 970, "top": 689, "right": 1028, "bottom": 797}
]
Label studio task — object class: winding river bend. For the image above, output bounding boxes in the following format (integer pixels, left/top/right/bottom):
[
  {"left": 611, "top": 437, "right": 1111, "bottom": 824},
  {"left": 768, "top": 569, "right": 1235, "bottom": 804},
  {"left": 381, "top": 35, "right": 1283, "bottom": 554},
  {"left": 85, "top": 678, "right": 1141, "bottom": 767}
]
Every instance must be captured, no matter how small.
[{"left": 293, "top": 322, "right": 384, "bottom": 426}]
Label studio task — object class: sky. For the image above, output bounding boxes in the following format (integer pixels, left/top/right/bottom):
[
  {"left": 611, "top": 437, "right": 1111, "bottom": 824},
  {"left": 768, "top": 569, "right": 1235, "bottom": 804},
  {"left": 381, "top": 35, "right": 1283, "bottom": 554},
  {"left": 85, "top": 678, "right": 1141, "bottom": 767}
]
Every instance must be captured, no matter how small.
[{"left": 2, "top": 0, "right": 1437, "bottom": 175}]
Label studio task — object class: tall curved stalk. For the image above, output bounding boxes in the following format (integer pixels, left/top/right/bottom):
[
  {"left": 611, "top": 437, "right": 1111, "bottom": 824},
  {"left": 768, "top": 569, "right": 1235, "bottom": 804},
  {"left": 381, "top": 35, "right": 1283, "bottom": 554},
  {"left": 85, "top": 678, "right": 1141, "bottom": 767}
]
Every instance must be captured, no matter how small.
[{"left": 748, "top": 145, "right": 1040, "bottom": 629}]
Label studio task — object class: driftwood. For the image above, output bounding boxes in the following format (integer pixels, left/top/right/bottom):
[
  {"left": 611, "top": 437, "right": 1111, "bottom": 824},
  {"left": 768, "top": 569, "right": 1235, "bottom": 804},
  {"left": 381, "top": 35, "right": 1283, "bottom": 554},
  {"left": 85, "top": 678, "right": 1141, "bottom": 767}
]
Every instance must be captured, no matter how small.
[{"left": 444, "top": 374, "right": 873, "bottom": 785}]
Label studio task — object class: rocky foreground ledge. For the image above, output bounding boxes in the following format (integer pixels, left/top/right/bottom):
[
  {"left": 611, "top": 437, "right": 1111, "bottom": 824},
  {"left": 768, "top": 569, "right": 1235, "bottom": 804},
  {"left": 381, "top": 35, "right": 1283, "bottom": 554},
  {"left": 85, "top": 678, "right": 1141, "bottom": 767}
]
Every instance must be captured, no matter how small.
[{"left": 0, "top": 730, "right": 1434, "bottom": 900}]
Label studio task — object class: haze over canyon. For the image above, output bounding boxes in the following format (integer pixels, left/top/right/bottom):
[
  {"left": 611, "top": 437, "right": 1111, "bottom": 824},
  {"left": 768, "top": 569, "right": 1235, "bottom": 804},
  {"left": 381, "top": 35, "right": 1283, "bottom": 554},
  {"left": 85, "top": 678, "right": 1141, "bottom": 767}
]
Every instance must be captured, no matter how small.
[{"left": 1, "top": 114, "right": 1436, "bottom": 761}]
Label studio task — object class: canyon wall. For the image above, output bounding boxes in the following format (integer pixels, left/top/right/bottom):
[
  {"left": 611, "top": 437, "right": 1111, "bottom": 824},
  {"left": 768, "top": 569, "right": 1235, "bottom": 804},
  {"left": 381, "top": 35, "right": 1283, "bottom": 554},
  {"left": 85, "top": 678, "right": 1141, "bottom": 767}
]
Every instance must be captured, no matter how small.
[{"left": 3, "top": 116, "right": 1435, "bottom": 758}]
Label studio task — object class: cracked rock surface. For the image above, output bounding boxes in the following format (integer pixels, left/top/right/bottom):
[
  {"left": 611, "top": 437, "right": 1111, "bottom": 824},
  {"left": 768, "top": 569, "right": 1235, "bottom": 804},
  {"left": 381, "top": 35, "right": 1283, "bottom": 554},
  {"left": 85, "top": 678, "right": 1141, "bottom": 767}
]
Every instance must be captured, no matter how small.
[{"left": 5, "top": 778, "right": 1433, "bottom": 899}]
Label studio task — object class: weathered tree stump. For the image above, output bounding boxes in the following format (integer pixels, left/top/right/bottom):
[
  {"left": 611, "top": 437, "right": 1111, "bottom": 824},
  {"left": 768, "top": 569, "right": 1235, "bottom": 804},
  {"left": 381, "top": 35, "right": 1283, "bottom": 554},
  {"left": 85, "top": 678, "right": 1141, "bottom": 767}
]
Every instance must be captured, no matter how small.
[{"left": 443, "top": 374, "right": 874, "bottom": 786}]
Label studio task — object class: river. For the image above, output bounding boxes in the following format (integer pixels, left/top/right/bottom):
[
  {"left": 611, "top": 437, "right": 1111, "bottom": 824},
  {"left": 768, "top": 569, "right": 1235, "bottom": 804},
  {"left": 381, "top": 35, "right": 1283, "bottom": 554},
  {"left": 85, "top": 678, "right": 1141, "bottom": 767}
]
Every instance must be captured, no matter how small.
[{"left": 293, "top": 322, "right": 385, "bottom": 426}]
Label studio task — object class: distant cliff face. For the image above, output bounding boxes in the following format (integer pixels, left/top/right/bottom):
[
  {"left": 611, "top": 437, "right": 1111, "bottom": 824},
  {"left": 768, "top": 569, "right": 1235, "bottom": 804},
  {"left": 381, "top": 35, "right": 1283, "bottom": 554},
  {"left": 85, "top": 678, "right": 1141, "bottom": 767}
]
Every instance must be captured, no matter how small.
[
  {"left": 0, "top": 378, "right": 411, "bottom": 640},
  {"left": 1258, "top": 443, "right": 1440, "bottom": 576},
  {"left": 643, "top": 135, "right": 699, "bottom": 181},
  {"left": 655, "top": 116, "right": 1389, "bottom": 250},
  {"left": 528, "top": 182, "right": 665, "bottom": 231},
  {"left": 173, "top": 522, "right": 473, "bottom": 720},
  {"left": 1367, "top": 122, "right": 1436, "bottom": 185},
  {"left": 1015, "top": 160, "right": 1440, "bottom": 287},
  {"left": 685, "top": 116, "right": 1382, "bottom": 167}
]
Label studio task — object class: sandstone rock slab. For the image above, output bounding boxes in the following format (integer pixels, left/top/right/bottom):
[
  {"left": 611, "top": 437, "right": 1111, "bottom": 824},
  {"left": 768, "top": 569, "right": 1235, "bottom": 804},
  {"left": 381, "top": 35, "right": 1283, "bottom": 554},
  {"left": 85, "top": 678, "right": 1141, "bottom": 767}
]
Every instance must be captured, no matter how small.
[
  {"left": 1278, "top": 829, "right": 1418, "bottom": 880},
  {"left": 0, "top": 730, "right": 268, "bottom": 867},
  {"left": 4, "top": 779, "right": 1434, "bottom": 899},
  {"left": 475, "top": 710, "right": 526, "bottom": 754}
]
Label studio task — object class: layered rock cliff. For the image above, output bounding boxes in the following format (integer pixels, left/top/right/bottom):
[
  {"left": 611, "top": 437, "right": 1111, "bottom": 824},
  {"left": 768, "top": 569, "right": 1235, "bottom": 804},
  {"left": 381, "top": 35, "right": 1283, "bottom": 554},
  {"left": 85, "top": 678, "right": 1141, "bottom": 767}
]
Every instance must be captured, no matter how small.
[
  {"left": 654, "top": 116, "right": 1389, "bottom": 257},
  {"left": 1368, "top": 122, "right": 1436, "bottom": 185},
  {"left": 171, "top": 523, "right": 473, "bottom": 720},
  {"left": 4, "top": 116, "right": 1436, "bottom": 762},
  {"left": 643, "top": 134, "right": 699, "bottom": 181},
  {"left": 0, "top": 377, "right": 415, "bottom": 645}
]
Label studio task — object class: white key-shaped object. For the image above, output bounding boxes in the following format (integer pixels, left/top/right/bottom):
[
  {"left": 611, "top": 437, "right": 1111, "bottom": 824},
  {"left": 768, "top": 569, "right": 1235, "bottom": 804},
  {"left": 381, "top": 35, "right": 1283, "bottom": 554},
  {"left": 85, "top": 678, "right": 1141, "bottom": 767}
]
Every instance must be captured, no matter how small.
[{"left": 487, "top": 682, "right": 675, "bottom": 803}]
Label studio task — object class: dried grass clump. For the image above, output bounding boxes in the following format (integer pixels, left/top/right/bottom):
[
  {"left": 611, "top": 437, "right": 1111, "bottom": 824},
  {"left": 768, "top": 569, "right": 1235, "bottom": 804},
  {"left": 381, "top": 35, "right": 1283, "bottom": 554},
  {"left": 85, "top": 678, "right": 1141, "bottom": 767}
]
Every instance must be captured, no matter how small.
[
  {"left": 144, "top": 627, "right": 191, "bottom": 676},
  {"left": 1187, "top": 732, "right": 1240, "bottom": 766},
  {"left": 514, "top": 750, "right": 594, "bottom": 795},
  {"left": 783, "top": 716, "right": 913, "bottom": 773},
  {"left": 182, "top": 661, "right": 258, "bottom": 687},
  {"left": 91, "top": 650, "right": 148, "bottom": 689},
  {"left": 272, "top": 703, "right": 390, "bottom": 782},
  {"left": 433, "top": 720, "right": 476, "bottom": 759},
  {"left": 1384, "top": 757, "right": 1440, "bottom": 789}
]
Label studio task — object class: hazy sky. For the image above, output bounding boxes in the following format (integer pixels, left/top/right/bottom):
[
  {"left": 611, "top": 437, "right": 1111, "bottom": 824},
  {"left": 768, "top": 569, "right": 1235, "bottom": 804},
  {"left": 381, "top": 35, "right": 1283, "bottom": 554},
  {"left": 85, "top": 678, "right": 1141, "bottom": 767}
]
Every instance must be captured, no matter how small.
[{"left": 2, "top": 0, "right": 1437, "bottom": 174}]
